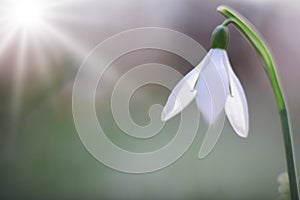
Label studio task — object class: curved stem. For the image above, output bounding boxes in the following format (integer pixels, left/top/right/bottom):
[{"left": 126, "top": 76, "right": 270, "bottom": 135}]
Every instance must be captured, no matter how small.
[
  {"left": 222, "top": 19, "right": 233, "bottom": 27},
  {"left": 217, "top": 5, "right": 299, "bottom": 199}
]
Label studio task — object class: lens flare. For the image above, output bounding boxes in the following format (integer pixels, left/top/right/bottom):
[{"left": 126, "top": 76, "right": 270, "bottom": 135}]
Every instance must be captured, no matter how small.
[
  {"left": 9, "top": 1, "right": 44, "bottom": 29},
  {"left": 0, "top": 0, "right": 89, "bottom": 126}
]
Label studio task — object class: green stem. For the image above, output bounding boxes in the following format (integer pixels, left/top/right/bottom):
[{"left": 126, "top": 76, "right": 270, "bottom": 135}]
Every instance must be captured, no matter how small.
[{"left": 217, "top": 5, "right": 299, "bottom": 199}]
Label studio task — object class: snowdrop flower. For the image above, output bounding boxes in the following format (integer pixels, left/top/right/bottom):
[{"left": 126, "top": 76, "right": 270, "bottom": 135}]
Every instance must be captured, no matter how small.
[{"left": 161, "top": 25, "right": 249, "bottom": 137}]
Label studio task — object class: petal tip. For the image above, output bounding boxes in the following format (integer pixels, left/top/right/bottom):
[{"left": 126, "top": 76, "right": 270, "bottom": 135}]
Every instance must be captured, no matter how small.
[
  {"left": 235, "top": 127, "right": 249, "bottom": 138},
  {"left": 160, "top": 110, "right": 168, "bottom": 122},
  {"left": 160, "top": 108, "right": 174, "bottom": 122}
]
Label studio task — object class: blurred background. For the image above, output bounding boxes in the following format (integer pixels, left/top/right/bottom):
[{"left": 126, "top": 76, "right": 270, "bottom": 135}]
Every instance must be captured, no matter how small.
[{"left": 0, "top": 0, "right": 300, "bottom": 199}]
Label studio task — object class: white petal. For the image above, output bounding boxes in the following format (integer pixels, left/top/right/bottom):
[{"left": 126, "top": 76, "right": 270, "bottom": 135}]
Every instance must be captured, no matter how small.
[
  {"left": 195, "top": 49, "right": 229, "bottom": 123},
  {"left": 196, "top": 49, "right": 229, "bottom": 158},
  {"left": 198, "top": 113, "right": 225, "bottom": 159},
  {"left": 223, "top": 53, "right": 249, "bottom": 137},
  {"left": 161, "top": 53, "right": 210, "bottom": 121}
]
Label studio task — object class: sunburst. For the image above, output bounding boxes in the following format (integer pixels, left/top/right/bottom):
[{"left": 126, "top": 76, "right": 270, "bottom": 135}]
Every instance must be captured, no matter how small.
[{"left": 0, "top": 0, "right": 89, "bottom": 125}]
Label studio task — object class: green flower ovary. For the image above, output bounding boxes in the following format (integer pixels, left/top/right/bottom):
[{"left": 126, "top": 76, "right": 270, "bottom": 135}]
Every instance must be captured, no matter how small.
[{"left": 210, "top": 25, "right": 229, "bottom": 49}]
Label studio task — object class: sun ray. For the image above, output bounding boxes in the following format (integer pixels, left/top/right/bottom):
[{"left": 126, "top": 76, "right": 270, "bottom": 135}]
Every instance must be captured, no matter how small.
[
  {"left": 0, "top": 27, "right": 19, "bottom": 62},
  {"left": 0, "top": 0, "right": 106, "bottom": 131},
  {"left": 10, "top": 28, "right": 28, "bottom": 132},
  {"left": 29, "top": 32, "right": 51, "bottom": 79},
  {"left": 29, "top": 26, "right": 65, "bottom": 63},
  {"left": 40, "top": 22, "right": 90, "bottom": 59}
]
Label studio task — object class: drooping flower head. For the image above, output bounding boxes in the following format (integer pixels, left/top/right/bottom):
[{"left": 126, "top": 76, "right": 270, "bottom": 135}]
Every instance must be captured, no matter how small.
[{"left": 161, "top": 25, "right": 249, "bottom": 138}]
